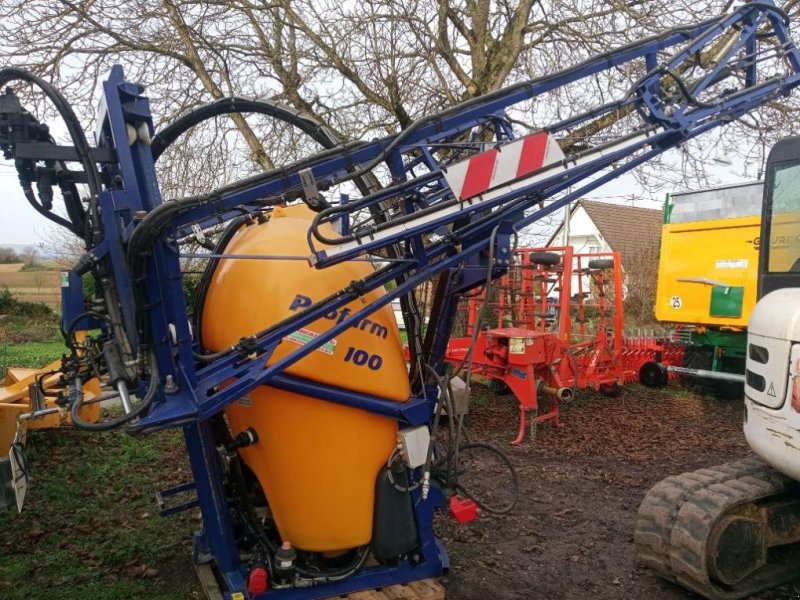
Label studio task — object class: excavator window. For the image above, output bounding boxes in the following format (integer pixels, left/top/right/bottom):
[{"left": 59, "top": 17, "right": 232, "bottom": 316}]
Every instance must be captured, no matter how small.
[{"left": 765, "top": 160, "right": 800, "bottom": 274}]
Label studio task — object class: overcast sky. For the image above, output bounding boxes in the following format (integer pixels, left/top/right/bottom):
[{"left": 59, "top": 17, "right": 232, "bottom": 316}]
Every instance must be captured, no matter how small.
[{"left": 0, "top": 169, "right": 46, "bottom": 245}]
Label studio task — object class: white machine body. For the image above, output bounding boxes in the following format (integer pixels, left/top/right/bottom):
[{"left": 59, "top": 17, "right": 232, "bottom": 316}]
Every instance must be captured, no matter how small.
[{"left": 743, "top": 288, "right": 800, "bottom": 480}]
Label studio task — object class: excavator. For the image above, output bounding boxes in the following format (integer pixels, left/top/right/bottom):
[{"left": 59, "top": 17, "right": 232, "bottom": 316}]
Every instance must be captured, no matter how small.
[
  {"left": 635, "top": 136, "right": 800, "bottom": 598},
  {"left": 1, "top": 1, "right": 800, "bottom": 598}
]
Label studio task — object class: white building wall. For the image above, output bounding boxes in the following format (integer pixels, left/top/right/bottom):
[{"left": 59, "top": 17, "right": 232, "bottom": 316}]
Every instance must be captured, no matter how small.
[{"left": 551, "top": 206, "right": 612, "bottom": 296}]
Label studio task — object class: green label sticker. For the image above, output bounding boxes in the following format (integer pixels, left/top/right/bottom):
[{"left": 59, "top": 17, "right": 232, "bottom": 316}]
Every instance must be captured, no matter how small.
[{"left": 285, "top": 328, "right": 337, "bottom": 355}]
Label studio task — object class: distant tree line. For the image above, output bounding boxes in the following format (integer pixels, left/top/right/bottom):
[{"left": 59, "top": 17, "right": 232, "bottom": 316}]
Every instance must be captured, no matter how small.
[
  {"left": 0, "top": 247, "right": 20, "bottom": 264},
  {"left": 0, "top": 246, "right": 38, "bottom": 266}
]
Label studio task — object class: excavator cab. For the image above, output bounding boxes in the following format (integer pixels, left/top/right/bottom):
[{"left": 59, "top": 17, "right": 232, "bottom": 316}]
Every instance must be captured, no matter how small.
[
  {"left": 741, "top": 138, "right": 800, "bottom": 477},
  {"left": 758, "top": 136, "right": 800, "bottom": 298}
]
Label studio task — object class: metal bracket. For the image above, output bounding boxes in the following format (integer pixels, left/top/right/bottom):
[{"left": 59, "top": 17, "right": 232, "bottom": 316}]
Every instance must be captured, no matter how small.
[
  {"left": 156, "top": 481, "right": 199, "bottom": 517},
  {"left": 299, "top": 167, "right": 326, "bottom": 209},
  {"left": 14, "top": 142, "right": 117, "bottom": 163}
]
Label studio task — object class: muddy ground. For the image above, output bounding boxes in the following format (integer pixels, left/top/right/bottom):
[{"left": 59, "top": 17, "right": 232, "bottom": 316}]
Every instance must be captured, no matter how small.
[
  {"left": 6, "top": 382, "right": 799, "bottom": 599},
  {"left": 440, "top": 383, "right": 800, "bottom": 600}
]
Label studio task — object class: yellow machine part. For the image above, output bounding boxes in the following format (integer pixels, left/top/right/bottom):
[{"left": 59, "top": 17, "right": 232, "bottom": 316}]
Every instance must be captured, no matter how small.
[
  {"left": 655, "top": 215, "right": 760, "bottom": 327},
  {"left": 0, "top": 360, "right": 101, "bottom": 456},
  {"left": 202, "top": 204, "right": 410, "bottom": 553}
]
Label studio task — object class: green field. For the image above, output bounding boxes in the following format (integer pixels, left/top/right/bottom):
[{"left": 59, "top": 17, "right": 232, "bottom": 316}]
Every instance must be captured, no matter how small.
[
  {"left": 0, "top": 282, "right": 64, "bottom": 378},
  {"left": 1, "top": 284, "right": 205, "bottom": 598},
  {"left": 0, "top": 428, "right": 201, "bottom": 599},
  {"left": 0, "top": 341, "right": 67, "bottom": 378}
]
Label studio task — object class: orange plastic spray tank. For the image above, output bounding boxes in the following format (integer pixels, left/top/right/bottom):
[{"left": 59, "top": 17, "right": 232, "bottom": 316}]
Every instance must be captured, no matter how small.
[{"left": 201, "top": 204, "right": 409, "bottom": 552}]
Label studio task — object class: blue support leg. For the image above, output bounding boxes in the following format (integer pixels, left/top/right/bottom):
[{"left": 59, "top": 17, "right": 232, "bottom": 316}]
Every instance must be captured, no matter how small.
[{"left": 184, "top": 421, "right": 247, "bottom": 595}]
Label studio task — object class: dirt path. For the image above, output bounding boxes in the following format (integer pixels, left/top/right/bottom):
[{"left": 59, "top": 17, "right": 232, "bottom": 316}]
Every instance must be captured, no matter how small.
[{"left": 440, "top": 384, "right": 800, "bottom": 600}]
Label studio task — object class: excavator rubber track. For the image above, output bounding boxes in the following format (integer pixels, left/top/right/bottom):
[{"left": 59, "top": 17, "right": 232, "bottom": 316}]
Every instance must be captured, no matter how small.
[{"left": 635, "top": 456, "right": 800, "bottom": 599}]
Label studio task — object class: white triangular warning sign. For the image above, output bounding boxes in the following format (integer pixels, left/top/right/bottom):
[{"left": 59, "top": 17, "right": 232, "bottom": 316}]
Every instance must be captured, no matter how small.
[{"left": 767, "top": 382, "right": 777, "bottom": 397}]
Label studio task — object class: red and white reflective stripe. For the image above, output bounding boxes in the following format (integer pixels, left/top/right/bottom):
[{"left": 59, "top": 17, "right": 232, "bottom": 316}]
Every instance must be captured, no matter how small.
[
  {"left": 312, "top": 126, "right": 664, "bottom": 265},
  {"left": 443, "top": 131, "right": 565, "bottom": 200}
]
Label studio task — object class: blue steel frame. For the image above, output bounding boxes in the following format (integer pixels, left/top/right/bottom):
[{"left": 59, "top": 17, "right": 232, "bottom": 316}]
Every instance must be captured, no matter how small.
[{"left": 56, "top": 2, "right": 800, "bottom": 598}]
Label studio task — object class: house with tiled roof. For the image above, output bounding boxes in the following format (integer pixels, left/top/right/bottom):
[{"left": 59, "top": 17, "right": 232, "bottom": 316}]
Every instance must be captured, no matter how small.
[
  {"left": 546, "top": 200, "right": 663, "bottom": 303},
  {"left": 547, "top": 199, "right": 663, "bottom": 265}
]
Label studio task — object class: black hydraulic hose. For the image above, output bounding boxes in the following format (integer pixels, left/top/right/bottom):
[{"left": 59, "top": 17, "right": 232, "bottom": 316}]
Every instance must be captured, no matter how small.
[
  {"left": 305, "top": 15, "right": 723, "bottom": 190},
  {"left": 70, "top": 350, "right": 158, "bottom": 431},
  {"left": 0, "top": 70, "right": 125, "bottom": 357},
  {"left": 626, "top": 65, "right": 719, "bottom": 109},
  {"left": 20, "top": 181, "right": 75, "bottom": 231},
  {"left": 0, "top": 72, "right": 90, "bottom": 238},
  {"left": 295, "top": 546, "right": 370, "bottom": 583},
  {"left": 0, "top": 68, "right": 100, "bottom": 236},
  {"left": 126, "top": 200, "right": 191, "bottom": 344},
  {"left": 424, "top": 364, "right": 458, "bottom": 484},
  {"left": 454, "top": 443, "right": 519, "bottom": 515},
  {"left": 149, "top": 94, "right": 426, "bottom": 371},
  {"left": 193, "top": 214, "right": 249, "bottom": 347},
  {"left": 151, "top": 97, "right": 341, "bottom": 161},
  {"left": 61, "top": 310, "right": 111, "bottom": 350},
  {"left": 133, "top": 11, "right": 739, "bottom": 367},
  {"left": 150, "top": 96, "right": 388, "bottom": 202},
  {"left": 308, "top": 4, "right": 777, "bottom": 246},
  {"left": 133, "top": 97, "right": 347, "bottom": 347},
  {"left": 308, "top": 118, "right": 659, "bottom": 248},
  {"left": 747, "top": 2, "right": 789, "bottom": 25},
  {"left": 143, "top": 11, "right": 722, "bottom": 239}
]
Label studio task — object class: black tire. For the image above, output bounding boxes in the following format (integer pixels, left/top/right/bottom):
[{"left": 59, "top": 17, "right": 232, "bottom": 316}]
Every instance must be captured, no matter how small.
[
  {"left": 487, "top": 378, "right": 510, "bottom": 395},
  {"left": 682, "top": 346, "right": 715, "bottom": 395},
  {"left": 715, "top": 379, "right": 744, "bottom": 400},
  {"left": 639, "top": 361, "right": 668, "bottom": 388},
  {"left": 529, "top": 251, "right": 560, "bottom": 266},
  {"left": 587, "top": 258, "right": 615, "bottom": 270}
]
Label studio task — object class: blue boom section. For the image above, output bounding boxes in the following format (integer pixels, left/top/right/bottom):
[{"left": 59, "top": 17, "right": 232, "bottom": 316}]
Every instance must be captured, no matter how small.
[
  {"left": 3, "top": 2, "right": 800, "bottom": 598},
  {"left": 109, "top": 0, "right": 800, "bottom": 435}
]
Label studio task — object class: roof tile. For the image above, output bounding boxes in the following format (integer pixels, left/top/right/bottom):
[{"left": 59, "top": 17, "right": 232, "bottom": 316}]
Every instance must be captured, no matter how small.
[{"left": 579, "top": 200, "right": 662, "bottom": 260}]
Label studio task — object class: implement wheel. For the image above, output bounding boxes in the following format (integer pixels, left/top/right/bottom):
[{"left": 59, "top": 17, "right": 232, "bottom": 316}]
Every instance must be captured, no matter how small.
[
  {"left": 639, "top": 361, "right": 667, "bottom": 388},
  {"left": 529, "top": 251, "right": 560, "bottom": 266},
  {"left": 588, "top": 258, "right": 615, "bottom": 270}
]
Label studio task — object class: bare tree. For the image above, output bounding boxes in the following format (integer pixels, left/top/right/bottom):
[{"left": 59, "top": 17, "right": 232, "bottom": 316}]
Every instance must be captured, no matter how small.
[
  {"left": 1, "top": 0, "right": 798, "bottom": 237},
  {"left": 623, "top": 240, "right": 662, "bottom": 327},
  {"left": 0, "top": 248, "right": 20, "bottom": 264},
  {"left": 20, "top": 246, "right": 38, "bottom": 268}
]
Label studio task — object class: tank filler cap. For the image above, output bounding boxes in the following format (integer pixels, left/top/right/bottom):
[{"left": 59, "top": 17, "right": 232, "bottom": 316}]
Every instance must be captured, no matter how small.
[{"left": 247, "top": 563, "right": 269, "bottom": 596}]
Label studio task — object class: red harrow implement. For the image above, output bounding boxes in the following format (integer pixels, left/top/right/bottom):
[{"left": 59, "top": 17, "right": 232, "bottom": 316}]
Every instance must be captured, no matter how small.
[{"left": 445, "top": 246, "right": 632, "bottom": 443}]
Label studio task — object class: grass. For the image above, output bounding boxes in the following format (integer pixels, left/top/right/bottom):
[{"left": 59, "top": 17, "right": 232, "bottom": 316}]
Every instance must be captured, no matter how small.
[
  {"left": 0, "top": 288, "right": 205, "bottom": 598},
  {"left": 0, "top": 282, "right": 65, "bottom": 378},
  {"left": 0, "top": 427, "right": 201, "bottom": 600},
  {"left": 0, "top": 341, "right": 68, "bottom": 377},
  {"left": 0, "top": 287, "right": 201, "bottom": 597},
  {"left": 0, "top": 310, "right": 64, "bottom": 379}
]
